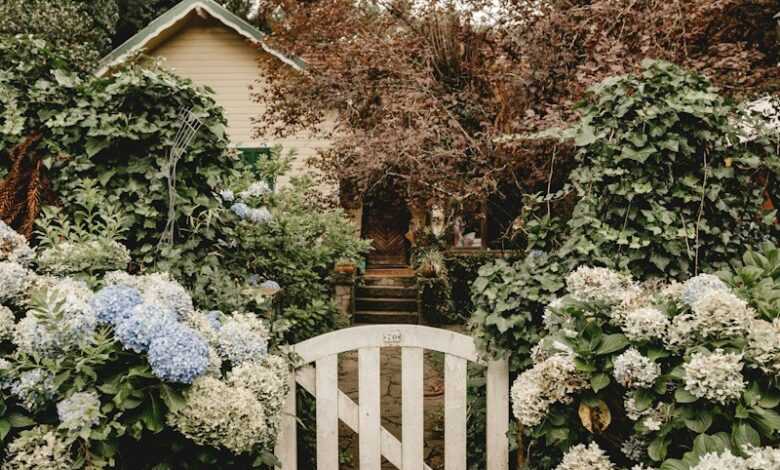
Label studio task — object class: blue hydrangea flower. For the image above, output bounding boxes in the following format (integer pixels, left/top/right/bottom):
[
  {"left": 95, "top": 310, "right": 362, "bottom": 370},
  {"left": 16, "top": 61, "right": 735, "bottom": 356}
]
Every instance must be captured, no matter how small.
[
  {"left": 115, "top": 303, "right": 177, "bottom": 353},
  {"left": 681, "top": 274, "right": 729, "bottom": 306},
  {"left": 147, "top": 324, "right": 209, "bottom": 384},
  {"left": 231, "top": 202, "right": 249, "bottom": 218},
  {"left": 91, "top": 285, "right": 143, "bottom": 325},
  {"left": 219, "top": 189, "right": 235, "bottom": 202}
]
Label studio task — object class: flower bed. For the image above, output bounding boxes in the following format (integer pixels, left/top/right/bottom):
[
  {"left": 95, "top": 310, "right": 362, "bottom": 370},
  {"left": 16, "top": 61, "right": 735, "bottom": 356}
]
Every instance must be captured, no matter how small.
[
  {"left": 511, "top": 262, "right": 780, "bottom": 469},
  {"left": 0, "top": 221, "right": 289, "bottom": 468}
]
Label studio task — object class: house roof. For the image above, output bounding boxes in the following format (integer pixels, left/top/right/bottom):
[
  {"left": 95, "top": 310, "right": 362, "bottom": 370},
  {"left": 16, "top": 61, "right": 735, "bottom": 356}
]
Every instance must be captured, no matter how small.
[{"left": 96, "top": 0, "right": 303, "bottom": 76}]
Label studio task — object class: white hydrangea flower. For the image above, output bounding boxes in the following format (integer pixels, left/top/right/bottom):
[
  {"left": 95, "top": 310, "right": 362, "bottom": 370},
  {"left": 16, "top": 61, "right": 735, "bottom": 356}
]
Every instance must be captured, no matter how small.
[
  {"left": 566, "top": 266, "right": 637, "bottom": 306},
  {"left": 613, "top": 348, "right": 660, "bottom": 389},
  {"left": 624, "top": 397, "right": 671, "bottom": 432},
  {"left": 555, "top": 442, "right": 616, "bottom": 470},
  {"left": 239, "top": 181, "right": 271, "bottom": 199},
  {"left": 622, "top": 307, "right": 669, "bottom": 342},
  {"left": 13, "top": 278, "right": 97, "bottom": 356},
  {"left": 681, "top": 273, "right": 729, "bottom": 306},
  {"left": 216, "top": 312, "right": 270, "bottom": 365},
  {"left": 57, "top": 391, "right": 101, "bottom": 432},
  {"left": 0, "top": 261, "right": 30, "bottom": 303},
  {"left": 227, "top": 355, "right": 289, "bottom": 442},
  {"left": 0, "top": 305, "right": 15, "bottom": 341},
  {"left": 745, "top": 446, "right": 780, "bottom": 469},
  {"left": 690, "top": 450, "right": 749, "bottom": 470},
  {"left": 511, "top": 355, "right": 588, "bottom": 427},
  {"left": 3, "top": 425, "right": 73, "bottom": 470},
  {"left": 683, "top": 349, "right": 745, "bottom": 404},
  {"left": 689, "top": 290, "right": 755, "bottom": 338},
  {"left": 620, "top": 435, "right": 647, "bottom": 461},
  {"left": 0, "top": 221, "right": 34, "bottom": 266},
  {"left": 745, "top": 319, "right": 780, "bottom": 374},
  {"left": 667, "top": 290, "right": 755, "bottom": 350},
  {"left": 167, "top": 376, "right": 270, "bottom": 454}
]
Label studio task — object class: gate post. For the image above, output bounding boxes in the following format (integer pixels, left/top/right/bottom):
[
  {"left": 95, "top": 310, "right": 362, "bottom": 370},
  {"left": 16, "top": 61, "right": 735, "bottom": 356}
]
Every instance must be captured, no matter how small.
[{"left": 332, "top": 264, "right": 356, "bottom": 322}]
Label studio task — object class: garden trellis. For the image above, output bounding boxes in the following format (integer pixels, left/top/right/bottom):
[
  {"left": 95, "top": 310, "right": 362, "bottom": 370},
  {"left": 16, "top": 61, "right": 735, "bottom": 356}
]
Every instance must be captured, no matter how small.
[
  {"left": 275, "top": 324, "right": 511, "bottom": 470},
  {"left": 158, "top": 107, "right": 204, "bottom": 248}
]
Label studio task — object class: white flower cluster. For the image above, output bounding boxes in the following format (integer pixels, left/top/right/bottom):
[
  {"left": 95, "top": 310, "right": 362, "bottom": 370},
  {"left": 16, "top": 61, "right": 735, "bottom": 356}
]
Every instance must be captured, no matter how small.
[
  {"left": 566, "top": 266, "right": 637, "bottom": 306},
  {"left": 745, "top": 318, "right": 780, "bottom": 374},
  {"left": 226, "top": 355, "right": 289, "bottom": 443},
  {"left": 683, "top": 349, "right": 745, "bottom": 404},
  {"left": 511, "top": 355, "right": 588, "bottom": 427},
  {"left": 10, "top": 369, "right": 56, "bottom": 412},
  {"left": 167, "top": 376, "right": 270, "bottom": 454},
  {"left": 13, "top": 277, "right": 98, "bottom": 356},
  {"left": 689, "top": 447, "right": 780, "bottom": 470},
  {"left": 2, "top": 425, "right": 73, "bottom": 470},
  {"left": 216, "top": 311, "right": 270, "bottom": 365},
  {"left": 622, "top": 307, "right": 669, "bottom": 343},
  {"left": 666, "top": 289, "right": 755, "bottom": 350},
  {"left": 613, "top": 348, "right": 660, "bottom": 389},
  {"left": 625, "top": 397, "right": 670, "bottom": 432},
  {"left": 0, "top": 261, "right": 30, "bottom": 303},
  {"left": 57, "top": 391, "right": 101, "bottom": 432},
  {"left": 555, "top": 442, "right": 615, "bottom": 470},
  {"left": 0, "top": 220, "right": 34, "bottom": 265},
  {"left": 239, "top": 181, "right": 272, "bottom": 200},
  {"left": 620, "top": 435, "right": 647, "bottom": 461},
  {"left": 0, "top": 305, "right": 15, "bottom": 341},
  {"left": 680, "top": 273, "right": 729, "bottom": 306}
]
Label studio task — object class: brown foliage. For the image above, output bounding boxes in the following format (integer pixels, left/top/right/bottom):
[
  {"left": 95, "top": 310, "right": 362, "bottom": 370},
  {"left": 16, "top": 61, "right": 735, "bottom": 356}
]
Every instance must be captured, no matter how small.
[
  {"left": 0, "top": 134, "right": 54, "bottom": 238},
  {"left": 251, "top": 0, "right": 779, "bottom": 208}
]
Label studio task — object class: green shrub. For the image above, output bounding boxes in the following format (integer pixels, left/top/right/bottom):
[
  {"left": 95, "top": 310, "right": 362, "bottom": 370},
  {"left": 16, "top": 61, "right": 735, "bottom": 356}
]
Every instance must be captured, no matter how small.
[
  {"left": 470, "top": 60, "right": 780, "bottom": 363},
  {"left": 512, "top": 259, "right": 780, "bottom": 469}
]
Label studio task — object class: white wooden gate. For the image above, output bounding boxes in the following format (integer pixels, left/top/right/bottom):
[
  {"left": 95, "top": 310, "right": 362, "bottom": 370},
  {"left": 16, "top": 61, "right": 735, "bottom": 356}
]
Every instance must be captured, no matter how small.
[{"left": 274, "top": 325, "right": 510, "bottom": 470}]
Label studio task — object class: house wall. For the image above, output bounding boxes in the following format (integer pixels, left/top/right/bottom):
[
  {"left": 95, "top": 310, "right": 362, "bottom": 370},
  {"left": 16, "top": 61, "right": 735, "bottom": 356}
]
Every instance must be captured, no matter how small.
[{"left": 149, "top": 16, "right": 335, "bottom": 193}]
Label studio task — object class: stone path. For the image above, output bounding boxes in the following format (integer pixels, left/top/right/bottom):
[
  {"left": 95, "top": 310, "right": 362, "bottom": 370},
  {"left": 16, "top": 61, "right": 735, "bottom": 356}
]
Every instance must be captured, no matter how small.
[{"left": 337, "top": 347, "right": 447, "bottom": 469}]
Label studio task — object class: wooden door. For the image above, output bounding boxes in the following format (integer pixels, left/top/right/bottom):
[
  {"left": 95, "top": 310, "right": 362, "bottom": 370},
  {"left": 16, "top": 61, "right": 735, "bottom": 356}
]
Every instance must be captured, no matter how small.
[{"left": 362, "top": 199, "right": 411, "bottom": 267}]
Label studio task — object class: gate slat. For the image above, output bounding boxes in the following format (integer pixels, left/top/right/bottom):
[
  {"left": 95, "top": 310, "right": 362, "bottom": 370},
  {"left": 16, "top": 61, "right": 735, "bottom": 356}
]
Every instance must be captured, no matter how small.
[
  {"left": 402, "top": 347, "right": 425, "bottom": 470},
  {"left": 359, "top": 347, "right": 382, "bottom": 469},
  {"left": 296, "top": 365, "right": 435, "bottom": 470},
  {"left": 444, "top": 355, "right": 467, "bottom": 470},
  {"left": 316, "top": 355, "right": 339, "bottom": 469},
  {"left": 275, "top": 370, "right": 297, "bottom": 470},
  {"left": 486, "top": 358, "right": 509, "bottom": 470}
]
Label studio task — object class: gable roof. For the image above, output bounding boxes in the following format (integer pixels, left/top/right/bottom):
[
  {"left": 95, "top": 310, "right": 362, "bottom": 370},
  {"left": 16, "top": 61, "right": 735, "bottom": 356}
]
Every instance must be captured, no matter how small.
[{"left": 96, "top": 0, "right": 303, "bottom": 76}]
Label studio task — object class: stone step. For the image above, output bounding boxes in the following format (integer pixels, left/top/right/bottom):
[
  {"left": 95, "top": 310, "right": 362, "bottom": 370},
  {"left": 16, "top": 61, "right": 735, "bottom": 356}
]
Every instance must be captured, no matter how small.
[
  {"left": 356, "top": 297, "right": 418, "bottom": 312},
  {"left": 361, "top": 275, "right": 417, "bottom": 288},
  {"left": 356, "top": 285, "right": 417, "bottom": 299},
  {"left": 354, "top": 310, "right": 419, "bottom": 324}
]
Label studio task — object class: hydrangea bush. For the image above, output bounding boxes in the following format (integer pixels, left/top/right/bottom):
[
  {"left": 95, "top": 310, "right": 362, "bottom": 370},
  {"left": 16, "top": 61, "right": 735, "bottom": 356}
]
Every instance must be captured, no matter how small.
[
  {"left": 0, "top": 222, "right": 290, "bottom": 468},
  {"left": 512, "top": 262, "right": 780, "bottom": 469}
]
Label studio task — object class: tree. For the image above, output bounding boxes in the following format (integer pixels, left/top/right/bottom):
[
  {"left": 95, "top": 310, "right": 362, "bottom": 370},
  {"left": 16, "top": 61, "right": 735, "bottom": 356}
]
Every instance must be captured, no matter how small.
[
  {"left": 0, "top": 0, "right": 119, "bottom": 70},
  {"left": 250, "top": 0, "right": 779, "bottom": 228}
]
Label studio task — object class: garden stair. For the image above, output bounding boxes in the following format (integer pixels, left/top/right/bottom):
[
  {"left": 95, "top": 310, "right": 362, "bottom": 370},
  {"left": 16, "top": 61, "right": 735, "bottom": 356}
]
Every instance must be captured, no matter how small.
[{"left": 355, "top": 268, "right": 419, "bottom": 324}]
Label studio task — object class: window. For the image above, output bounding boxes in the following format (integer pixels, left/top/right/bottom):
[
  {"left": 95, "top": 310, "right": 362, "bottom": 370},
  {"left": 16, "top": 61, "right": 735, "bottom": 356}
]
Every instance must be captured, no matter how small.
[{"left": 239, "top": 147, "right": 275, "bottom": 190}]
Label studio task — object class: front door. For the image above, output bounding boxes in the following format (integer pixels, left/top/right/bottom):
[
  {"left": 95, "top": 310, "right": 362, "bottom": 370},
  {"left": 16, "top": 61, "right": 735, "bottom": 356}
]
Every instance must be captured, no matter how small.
[{"left": 362, "top": 197, "right": 411, "bottom": 267}]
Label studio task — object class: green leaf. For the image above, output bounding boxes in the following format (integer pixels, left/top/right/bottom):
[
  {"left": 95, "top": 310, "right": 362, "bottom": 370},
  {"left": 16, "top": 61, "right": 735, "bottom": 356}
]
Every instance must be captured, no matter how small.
[
  {"left": 7, "top": 413, "right": 35, "bottom": 428},
  {"left": 590, "top": 373, "right": 610, "bottom": 393},
  {"left": 648, "top": 436, "right": 669, "bottom": 462},
  {"left": 685, "top": 412, "right": 713, "bottom": 433},
  {"left": 660, "top": 460, "right": 689, "bottom": 470},
  {"left": 594, "top": 334, "right": 629, "bottom": 355},
  {"left": 732, "top": 422, "right": 760, "bottom": 452},
  {"left": 675, "top": 388, "right": 697, "bottom": 403},
  {"left": 0, "top": 419, "right": 10, "bottom": 440},
  {"left": 160, "top": 385, "right": 187, "bottom": 414}
]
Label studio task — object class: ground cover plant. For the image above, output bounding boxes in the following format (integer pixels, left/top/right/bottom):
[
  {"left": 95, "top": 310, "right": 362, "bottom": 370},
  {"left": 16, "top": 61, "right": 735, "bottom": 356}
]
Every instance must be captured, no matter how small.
[{"left": 510, "top": 245, "right": 780, "bottom": 469}]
